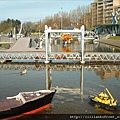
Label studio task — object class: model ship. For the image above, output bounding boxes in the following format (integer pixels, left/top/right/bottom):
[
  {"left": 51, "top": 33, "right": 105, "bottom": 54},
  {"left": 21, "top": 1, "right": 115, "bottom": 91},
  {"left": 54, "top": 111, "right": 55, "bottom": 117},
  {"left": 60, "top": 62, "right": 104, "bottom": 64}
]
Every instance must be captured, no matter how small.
[
  {"left": 0, "top": 89, "right": 56, "bottom": 119},
  {"left": 89, "top": 87, "right": 120, "bottom": 110}
]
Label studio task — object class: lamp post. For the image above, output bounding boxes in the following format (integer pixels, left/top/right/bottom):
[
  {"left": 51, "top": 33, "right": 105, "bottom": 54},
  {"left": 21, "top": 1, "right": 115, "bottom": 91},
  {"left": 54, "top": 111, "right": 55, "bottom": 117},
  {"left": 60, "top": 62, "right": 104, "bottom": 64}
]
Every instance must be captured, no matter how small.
[{"left": 60, "top": 7, "right": 62, "bottom": 29}]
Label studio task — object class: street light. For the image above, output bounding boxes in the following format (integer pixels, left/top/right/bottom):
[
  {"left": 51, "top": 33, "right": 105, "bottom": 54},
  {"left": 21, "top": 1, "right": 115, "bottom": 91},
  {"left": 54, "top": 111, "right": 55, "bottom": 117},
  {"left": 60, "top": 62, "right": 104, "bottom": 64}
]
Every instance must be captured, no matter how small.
[{"left": 61, "top": 7, "right": 62, "bottom": 29}]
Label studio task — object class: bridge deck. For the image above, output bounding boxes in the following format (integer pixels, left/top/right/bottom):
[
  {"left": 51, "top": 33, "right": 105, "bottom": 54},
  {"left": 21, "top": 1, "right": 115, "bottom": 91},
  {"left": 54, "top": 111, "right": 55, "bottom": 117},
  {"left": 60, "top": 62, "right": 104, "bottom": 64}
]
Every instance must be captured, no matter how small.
[{"left": 8, "top": 37, "right": 30, "bottom": 51}]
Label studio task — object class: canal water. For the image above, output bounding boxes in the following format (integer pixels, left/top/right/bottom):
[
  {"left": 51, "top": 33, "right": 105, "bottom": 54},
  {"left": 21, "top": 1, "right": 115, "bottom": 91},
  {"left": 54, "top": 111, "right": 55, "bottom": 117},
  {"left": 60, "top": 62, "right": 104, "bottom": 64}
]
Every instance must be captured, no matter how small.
[
  {"left": 0, "top": 63, "right": 120, "bottom": 120},
  {"left": 0, "top": 39, "right": 120, "bottom": 119}
]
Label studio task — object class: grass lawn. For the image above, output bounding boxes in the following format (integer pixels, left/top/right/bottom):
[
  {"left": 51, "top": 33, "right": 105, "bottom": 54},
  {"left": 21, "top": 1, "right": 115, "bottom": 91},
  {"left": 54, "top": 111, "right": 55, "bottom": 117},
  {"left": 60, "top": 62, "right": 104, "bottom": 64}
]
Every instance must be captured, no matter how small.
[{"left": 108, "top": 36, "right": 120, "bottom": 40}]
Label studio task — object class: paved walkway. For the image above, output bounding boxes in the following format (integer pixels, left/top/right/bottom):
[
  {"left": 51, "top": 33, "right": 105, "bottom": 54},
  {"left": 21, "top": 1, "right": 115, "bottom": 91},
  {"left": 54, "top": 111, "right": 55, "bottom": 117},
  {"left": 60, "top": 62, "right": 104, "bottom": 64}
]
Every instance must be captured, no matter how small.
[
  {"left": 8, "top": 37, "right": 30, "bottom": 51},
  {"left": 99, "top": 39, "right": 120, "bottom": 48},
  {"left": 3, "top": 37, "right": 45, "bottom": 52}
]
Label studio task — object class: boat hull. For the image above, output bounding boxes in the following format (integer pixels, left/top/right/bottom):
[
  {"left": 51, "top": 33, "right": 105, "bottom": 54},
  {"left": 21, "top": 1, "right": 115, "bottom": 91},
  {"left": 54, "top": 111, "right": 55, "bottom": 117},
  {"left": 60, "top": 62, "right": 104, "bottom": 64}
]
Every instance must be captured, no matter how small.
[
  {"left": 89, "top": 97, "right": 120, "bottom": 111},
  {"left": 0, "top": 91, "right": 56, "bottom": 119}
]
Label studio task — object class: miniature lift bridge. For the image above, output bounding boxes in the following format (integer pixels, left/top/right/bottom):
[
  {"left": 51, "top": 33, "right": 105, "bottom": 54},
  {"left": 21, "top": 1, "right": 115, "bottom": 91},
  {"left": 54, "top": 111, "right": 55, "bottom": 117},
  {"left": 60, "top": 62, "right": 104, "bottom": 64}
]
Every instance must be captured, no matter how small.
[{"left": 44, "top": 25, "right": 85, "bottom": 64}]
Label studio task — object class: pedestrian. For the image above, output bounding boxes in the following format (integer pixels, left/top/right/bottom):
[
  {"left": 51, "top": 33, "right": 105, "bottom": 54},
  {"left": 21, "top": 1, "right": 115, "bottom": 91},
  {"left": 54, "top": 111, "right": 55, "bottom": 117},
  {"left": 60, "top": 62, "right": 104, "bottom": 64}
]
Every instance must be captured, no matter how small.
[
  {"left": 39, "top": 38, "right": 43, "bottom": 48},
  {"left": 34, "top": 37, "right": 39, "bottom": 48},
  {"left": 29, "top": 36, "right": 32, "bottom": 48}
]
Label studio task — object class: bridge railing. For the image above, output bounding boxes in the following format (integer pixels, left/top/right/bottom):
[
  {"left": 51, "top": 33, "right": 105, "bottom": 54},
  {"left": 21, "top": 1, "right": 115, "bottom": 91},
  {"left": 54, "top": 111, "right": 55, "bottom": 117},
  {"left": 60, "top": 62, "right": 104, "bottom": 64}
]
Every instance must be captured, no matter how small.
[
  {"left": 0, "top": 52, "right": 81, "bottom": 61},
  {"left": 84, "top": 52, "right": 120, "bottom": 62},
  {"left": 0, "top": 52, "right": 120, "bottom": 62}
]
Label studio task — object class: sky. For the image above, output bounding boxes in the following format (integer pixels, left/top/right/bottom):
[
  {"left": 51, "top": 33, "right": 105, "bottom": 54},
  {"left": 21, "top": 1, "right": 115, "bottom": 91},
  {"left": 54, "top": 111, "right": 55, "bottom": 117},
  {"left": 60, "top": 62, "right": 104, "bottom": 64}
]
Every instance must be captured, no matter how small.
[{"left": 0, "top": 0, "right": 94, "bottom": 23}]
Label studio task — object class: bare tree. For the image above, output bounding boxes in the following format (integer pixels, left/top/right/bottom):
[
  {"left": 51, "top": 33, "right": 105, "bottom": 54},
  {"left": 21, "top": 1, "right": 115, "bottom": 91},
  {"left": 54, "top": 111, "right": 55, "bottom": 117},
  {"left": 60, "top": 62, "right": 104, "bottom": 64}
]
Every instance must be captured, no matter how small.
[{"left": 21, "top": 4, "right": 91, "bottom": 32}]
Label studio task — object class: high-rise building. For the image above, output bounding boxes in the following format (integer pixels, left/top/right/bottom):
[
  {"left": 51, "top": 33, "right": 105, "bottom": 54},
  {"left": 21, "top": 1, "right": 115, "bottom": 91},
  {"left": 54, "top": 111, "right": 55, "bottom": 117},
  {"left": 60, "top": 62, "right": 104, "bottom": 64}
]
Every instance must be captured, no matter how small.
[
  {"left": 91, "top": 2, "right": 97, "bottom": 26},
  {"left": 91, "top": 0, "right": 120, "bottom": 26}
]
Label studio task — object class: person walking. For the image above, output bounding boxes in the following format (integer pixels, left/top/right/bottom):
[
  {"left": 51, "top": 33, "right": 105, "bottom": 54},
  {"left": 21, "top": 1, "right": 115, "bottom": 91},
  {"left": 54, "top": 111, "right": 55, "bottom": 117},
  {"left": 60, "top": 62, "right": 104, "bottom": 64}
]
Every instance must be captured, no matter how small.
[
  {"left": 34, "top": 37, "right": 39, "bottom": 48},
  {"left": 29, "top": 37, "right": 32, "bottom": 48},
  {"left": 39, "top": 38, "right": 43, "bottom": 48}
]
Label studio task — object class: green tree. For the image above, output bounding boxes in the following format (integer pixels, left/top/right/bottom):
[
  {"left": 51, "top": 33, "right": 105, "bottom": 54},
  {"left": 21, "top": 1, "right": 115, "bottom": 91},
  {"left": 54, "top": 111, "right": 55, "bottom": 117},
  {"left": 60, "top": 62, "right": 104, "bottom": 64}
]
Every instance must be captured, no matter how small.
[{"left": 0, "top": 18, "right": 21, "bottom": 34}]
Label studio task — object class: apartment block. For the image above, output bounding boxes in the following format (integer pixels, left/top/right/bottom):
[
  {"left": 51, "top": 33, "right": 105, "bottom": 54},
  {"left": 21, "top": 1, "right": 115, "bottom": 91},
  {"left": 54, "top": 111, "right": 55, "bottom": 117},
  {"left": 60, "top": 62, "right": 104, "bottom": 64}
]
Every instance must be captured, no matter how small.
[
  {"left": 91, "top": 2, "right": 97, "bottom": 27},
  {"left": 91, "top": 0, "right": 120, "bottom": 26}
]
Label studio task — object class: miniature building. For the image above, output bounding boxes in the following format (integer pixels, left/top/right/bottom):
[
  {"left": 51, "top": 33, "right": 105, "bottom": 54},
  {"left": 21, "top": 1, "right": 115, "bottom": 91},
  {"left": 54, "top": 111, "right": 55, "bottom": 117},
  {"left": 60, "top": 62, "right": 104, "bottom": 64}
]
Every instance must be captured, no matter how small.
[{"left": 91, "top": 0, "right": 120, "bottom": 26}]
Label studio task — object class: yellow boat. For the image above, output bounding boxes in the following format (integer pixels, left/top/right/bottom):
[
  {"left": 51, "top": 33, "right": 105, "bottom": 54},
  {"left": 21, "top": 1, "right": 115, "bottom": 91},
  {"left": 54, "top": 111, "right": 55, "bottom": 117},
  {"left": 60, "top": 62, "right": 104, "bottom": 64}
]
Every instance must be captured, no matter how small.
[{"left": 89, "top": 88, "right": 120, "bottom": 110}]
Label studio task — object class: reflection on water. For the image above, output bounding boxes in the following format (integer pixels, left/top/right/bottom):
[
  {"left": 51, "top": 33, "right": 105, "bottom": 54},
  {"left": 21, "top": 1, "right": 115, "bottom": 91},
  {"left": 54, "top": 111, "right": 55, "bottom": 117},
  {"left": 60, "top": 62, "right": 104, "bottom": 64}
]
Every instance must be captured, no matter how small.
[
  {"left": 0, "top": 63, "right": 120, "bottom": 118},
  {"left": 84, "top": 65, "right": 120, "bottom": 80},
  {"left": 51, "top": 40, "right": 120, "bottom": 52},
  {"left": 61, "top": 44, "right": 72, "bottom": 52}
]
